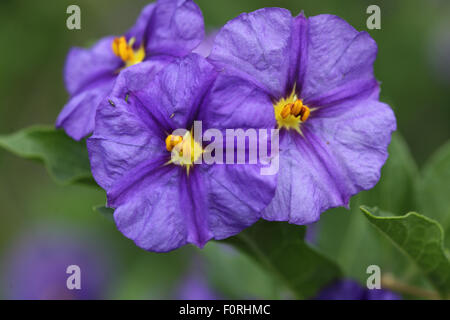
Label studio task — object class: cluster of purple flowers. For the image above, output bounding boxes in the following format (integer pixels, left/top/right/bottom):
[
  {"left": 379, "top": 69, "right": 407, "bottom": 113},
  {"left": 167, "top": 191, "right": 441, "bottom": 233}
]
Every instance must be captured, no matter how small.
[{"left": 58, "top": 0, "right": 396, "bottom": 252}]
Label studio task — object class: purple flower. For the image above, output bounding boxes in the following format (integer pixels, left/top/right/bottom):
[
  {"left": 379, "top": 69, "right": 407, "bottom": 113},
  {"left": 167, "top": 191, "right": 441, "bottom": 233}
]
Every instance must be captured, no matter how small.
[
  {"left": 2, "top": 226, "right": 112, "bottom": 300},
  {"left": 87, "top": 53, "right": 276, "bottom": 252},
  {"left": 57, "top": 0, "right": 204, "bottom": 140},
  {"left": 208, "top": 9, "right": 396, "bottom": 224},
  {"left": 314, "top": 279, "right": 400, "bottom": 300}
]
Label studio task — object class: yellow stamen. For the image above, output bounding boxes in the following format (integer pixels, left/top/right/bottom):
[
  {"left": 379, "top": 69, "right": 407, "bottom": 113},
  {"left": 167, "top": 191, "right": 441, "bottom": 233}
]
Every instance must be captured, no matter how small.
[
  {"left": 299, "top": 105, "right": 310, "bottom": 122},
  {"left": 273, "top": 86, "right": 311, "bottom": 133},
  {"left": 112, "top": 36, "right": 145, "bottom": 68},
  {"left": 165, "top": 135, "right": 183, "bottom": 152},
  {"left": 281, "top": 103, "right": 293, "bottom": 119},
  {"left": 291, "top": 100, "right": 303, "bottom": 117},
  {"left": 165, "top": 131, "right": 203, "bottom": 174}
]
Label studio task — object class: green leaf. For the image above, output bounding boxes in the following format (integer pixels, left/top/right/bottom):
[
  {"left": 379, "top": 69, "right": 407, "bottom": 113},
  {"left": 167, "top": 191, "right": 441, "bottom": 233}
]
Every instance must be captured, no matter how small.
[
  {"left": 200, "top": 242, "right": 283, "bottom": 299},
  {"left": 0, "top": 126, "right": 95, "bottom": 185},
  {"left": 315, "top": 133, "right": 419, "bottom": 282},
  {"left": 417, "top": 140, "right": 450, "bottom": 248},
  {"left": 112, "top": 247, "right": 194, "bottom": 299},
  {"left": 361, "top": 206, "right": 450, "bottom": 298},
  {"left": 222, "top": 220, "right": 342, "bottom": 299}
]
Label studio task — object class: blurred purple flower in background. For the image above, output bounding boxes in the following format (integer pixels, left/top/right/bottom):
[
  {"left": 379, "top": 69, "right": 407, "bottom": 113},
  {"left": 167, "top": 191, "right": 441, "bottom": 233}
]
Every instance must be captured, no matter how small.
[
  {"left": 2, "top": 226, "right": 112, "bottom": 300},
  {"left": 57, "top": 0, "right": 205, "bottom": 140},
  {"left": 304, "top": 223, "right": 318, "bottom": 244},
  {"left": 176, "top": 259, "right": 221, "bottom": 300},
  {"left": 314, "top": 279, "right": 400, "bottom": 300},
  {"left": 208, "top": 9, "right": 396, "bottom": 225},
  {"left": 428, "top": 19, "right": 450, "bottom": 84}
]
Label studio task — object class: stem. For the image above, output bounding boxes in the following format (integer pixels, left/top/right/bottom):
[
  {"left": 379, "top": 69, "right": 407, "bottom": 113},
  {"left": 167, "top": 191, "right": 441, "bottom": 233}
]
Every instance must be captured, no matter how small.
[{"left": 381, "top": 273, "right": 441, "bottom": 300}]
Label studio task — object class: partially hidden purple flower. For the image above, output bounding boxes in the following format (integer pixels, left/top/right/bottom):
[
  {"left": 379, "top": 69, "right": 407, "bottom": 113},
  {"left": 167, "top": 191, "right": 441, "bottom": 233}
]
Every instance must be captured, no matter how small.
[
  {"left": 57, "top": 0, "right": 204, "bottom": 140},
  {"left": 176, "top": 259, "right": 221, "bottom": 300},
  {"left": 87, "top": 53, "right": 277, "bottom": 252},
  {"left": 176, "top": 273, "right": 220, "bottom": 300},
  {"left": 207, "top": 9, "right": 397, "bottom": 224},
  {"left": 314, "top": 279, "right": 401, "bottom": 300},
  {"left": 304, "top": 223, "right": 318, "bottom": 244},
  {"left": 2, "top": 226, "right": 112, "bottom": 300}
]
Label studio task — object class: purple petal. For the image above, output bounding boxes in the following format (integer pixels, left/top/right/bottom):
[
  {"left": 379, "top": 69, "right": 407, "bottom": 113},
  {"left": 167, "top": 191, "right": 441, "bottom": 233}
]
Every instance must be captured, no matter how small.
[
  {"left": 125, "top": 3, "right": 156, "bottom": 48},
  {"left": 300, "top": 14, "right": 378, "bottom": 105},
  {"left": 208, "top": 8, "right": 294, "bottom": 97},
  {"left": 263, "top": 95, "right": 396, "bottom": 224},
  {"left": 289, "top": 13, "right": 308, "bottom": 92},
  {"left": 110, "top": 162, "right": 191, "bottom": 252},
  {"left": 193, "top": 30, "right": 218, "bottom": 58},
  {"left": 198, "top": 72, "right": 275, "bottom": 130},
  {"left": 134, "top": 53, "right": 218, "bottom": 131},
  {"left": 110, "top": 58, "right": 172, "bottom": 101},
  {"left": 64, "top": 36, "right": 120, "bottom": 96},
  {"left": 108, "top": 163, "right": 224, "bottom": 251},
  {"left": 200, "top": 163, "right": 276, "bottom": 240},
  {"left": 88, "top": 97, "right": 166, "bottom": 190},
  {"left": 97, "top": 151, "right": 275, "bottom": 252},
  {"left": 305, "top": 77, "right": 378, "bottom": 108},
  {"left": 195, "top": 73, "right": 278, "bottom": 238},
  {"left": 307, "top": 96, "right": 396, "bottom": 192},
  {"left": 56, "top": 78, "right": 115, "bottom": 141},
  {"left": 262, "top": 130, "right": 336, "bottom": 224},
  {"left": 178, "top": 170, "right": 214, "bottom": 247},
  {"left": 88, "top": 54, "right": 216, "bottom": 193},
  {"left": 146, "top": 0, "right": 204, "bottom": 57}
]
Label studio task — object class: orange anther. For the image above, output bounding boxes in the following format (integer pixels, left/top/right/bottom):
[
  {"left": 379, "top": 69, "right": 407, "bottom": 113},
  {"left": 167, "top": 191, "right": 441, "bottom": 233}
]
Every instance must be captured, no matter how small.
[
  {"left": 112, "top": 36, "right": 134, "bottom": 62},
  {"left": 291, "top": 100, "right": 303, "bottom": 117},
  {"left": 281, "top": 103, "right": 293, "bottom": 119},
  {"left": 165, "top": 135, "right": 183, "bottom": 152},
  {"left": 299, "top": 105, "right": 311, "bottom": 122}
]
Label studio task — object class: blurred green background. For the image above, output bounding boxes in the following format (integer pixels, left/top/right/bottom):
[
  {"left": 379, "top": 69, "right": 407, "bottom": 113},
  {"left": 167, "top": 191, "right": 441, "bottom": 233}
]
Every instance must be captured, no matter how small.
[{"left": 0, "top": 0, "right": 449, "bottom": 299}]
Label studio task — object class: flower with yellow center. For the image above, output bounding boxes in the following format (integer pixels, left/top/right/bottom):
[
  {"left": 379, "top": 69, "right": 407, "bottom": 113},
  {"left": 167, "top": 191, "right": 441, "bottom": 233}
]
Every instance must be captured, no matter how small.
[
  {"left": 112, "top": 36, "right": 146, "bottom": 68},
  {"left": 165, "top": 131, "right": 203, "bottom": 175}
]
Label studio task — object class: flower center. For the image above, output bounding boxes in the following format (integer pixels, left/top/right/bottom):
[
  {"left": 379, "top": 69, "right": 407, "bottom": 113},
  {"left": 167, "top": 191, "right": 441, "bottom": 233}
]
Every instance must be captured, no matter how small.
[
  {"left": 165, "top": 131, "right": 203, "bottom": 173},
  {"left": 112, "top": 36, "right": 145, "bottom": 68},
  {"left": 274, "top": 87, "right": 311, "bottom": 133}
]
